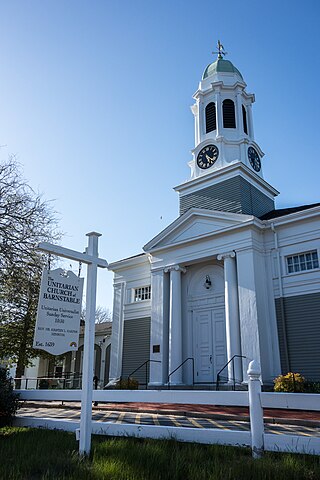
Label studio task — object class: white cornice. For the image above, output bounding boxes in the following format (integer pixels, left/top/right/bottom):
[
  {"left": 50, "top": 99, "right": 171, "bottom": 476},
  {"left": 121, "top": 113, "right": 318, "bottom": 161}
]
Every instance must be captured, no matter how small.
[
  {"left": 108, "top": 253, "right": 149, "bottom": 272},
  {"left": 174, "top": 162, "right": 279, "bottom": 198},
  {"left": 193, "top": 80, "right": 247, "bottom": 99}
]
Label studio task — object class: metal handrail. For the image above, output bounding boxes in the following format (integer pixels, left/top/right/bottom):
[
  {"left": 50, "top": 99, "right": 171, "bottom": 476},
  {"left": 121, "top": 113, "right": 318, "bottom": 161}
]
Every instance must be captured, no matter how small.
[
  {"left": 14, "top": 373, "right": 83, "bottom": 390},
  {"left": 167, "top": 357, "right": 194, "bottom": 389},
  {"left": 127, "top": 360, "right": 161, "bottom": 389},
  {"left": 216, "top": 355, "right": 246, "bottom": 391}
]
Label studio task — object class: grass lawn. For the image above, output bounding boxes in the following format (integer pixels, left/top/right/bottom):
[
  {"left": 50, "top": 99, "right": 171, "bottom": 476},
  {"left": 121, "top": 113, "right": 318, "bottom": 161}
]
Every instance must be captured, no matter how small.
[{"left": 0, "top": 427, "right": 320, "bottom": 479}]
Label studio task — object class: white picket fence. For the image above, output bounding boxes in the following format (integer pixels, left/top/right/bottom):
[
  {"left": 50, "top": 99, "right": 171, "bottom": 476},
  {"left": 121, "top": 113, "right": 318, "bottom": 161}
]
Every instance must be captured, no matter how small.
[{"left": 14, "top": 361, "right": 320, "bottom": 457}]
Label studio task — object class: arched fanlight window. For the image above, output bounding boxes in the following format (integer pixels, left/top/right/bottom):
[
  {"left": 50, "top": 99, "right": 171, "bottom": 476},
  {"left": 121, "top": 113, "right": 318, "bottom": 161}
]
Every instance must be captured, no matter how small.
[
  {"left": 205, "top": 102, "right": 216, "bottom": 133},
  {"left": 242, "top": 105, "right": 248, "bottom": 134},
  {"left": 223, "top": 99, "right": 236, "bottom": 128}
]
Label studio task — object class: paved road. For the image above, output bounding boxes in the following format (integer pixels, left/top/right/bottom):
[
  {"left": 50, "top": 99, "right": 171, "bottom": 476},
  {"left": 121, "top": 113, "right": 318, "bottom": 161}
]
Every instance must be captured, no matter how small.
[{"left": 17, "top": 407, "right": 320, "bottom": 437}]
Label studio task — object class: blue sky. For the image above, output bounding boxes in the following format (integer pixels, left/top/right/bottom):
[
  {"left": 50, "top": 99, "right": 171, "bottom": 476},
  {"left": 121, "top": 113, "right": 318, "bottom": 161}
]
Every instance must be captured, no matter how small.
[{"left": 0, "top": 1, "right": 319, "bottom": 310}]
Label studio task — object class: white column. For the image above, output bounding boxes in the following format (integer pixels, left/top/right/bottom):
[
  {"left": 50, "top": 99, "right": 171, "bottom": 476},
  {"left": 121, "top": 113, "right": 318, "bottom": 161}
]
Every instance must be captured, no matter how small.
[
  {"left": 247, "top": 103, "right": 254, "bottom": 140},
  {"left": 236, "top": 249, "right": 262, "bottom": 381},
  {"left": 191, "top": 102, "right": 200, "bottom": 146},
  {"left": 236, "top": 92, "right": 243, "bottom": 133},
  {"left": 216, "top": 91, "right": 222, "bottom": 137},
  {"left": 217, "top": 251, "right": 242, "bottom": 382},
  {"left": 149, "top": 269, "right": 170, "bottom": 386},
  {"left": 165, "top": 265, "right": 186, "bottom": 385},
  {"left": 109, "top": 282, "right": 125, "bottom": 380}
]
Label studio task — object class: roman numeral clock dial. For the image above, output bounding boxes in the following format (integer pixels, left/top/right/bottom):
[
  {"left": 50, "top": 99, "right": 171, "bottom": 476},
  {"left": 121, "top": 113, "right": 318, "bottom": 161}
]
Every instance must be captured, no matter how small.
[{"left": 197, "top": 145, "right": 219, "bottom": 169}]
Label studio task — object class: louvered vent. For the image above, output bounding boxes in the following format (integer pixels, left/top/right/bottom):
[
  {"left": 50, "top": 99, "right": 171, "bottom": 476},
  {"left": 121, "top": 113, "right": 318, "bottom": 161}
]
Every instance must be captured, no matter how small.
[
  {"left": 242, "top": 105, "right": 248, "bottom": 134},
  {"left": 223, "top": 99, "right": 236, "bottom": 128},
  {"left": 205, "top": 102, "right": 216, "bottom": 133}
]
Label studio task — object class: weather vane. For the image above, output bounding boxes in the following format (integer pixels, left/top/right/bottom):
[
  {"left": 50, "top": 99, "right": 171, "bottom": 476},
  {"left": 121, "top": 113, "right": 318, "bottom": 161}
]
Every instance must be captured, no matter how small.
[{"left": 213, "top": 40, "right": 227, "bottom": 59}]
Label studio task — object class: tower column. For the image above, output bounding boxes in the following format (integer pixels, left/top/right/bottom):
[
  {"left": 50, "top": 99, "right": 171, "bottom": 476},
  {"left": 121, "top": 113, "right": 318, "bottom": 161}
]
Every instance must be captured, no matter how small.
[
  {"left": 215, "top": 90, "right": 222, "bottom": 137},
  {"left": 164, "top": 265, "right": 186, "bottom": 384},
  {"left": 217, "top": 251, "right": 242, "bottom": 382},
  {"left": 236, "top": 92, "right": 243, "bottom": 133},
  {"left": 247, "top": 103, "right": 254, "bottom": 140}
]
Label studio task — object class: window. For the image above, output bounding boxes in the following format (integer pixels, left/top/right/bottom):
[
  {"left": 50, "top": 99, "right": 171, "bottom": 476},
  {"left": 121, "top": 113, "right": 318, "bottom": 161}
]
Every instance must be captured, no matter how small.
[
  {"left": 134, "top": 286, "right": 151, "bottom": 302},
  {"left": 286, "top": 251, "right": 319, "bottom": 274},
  {"left": 205, "top": 102, "right": 216, "bottom": 133},
  {"left": 242, "top": 105, "right": 248, "bottom": 134},
  {"left": 222, "top": 99, "right": 236, "bottom": 128}
]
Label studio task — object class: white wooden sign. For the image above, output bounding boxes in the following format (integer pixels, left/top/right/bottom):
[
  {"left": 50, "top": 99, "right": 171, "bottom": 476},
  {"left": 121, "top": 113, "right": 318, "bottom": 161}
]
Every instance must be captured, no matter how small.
[{"left": 33, "top": 268, "right": 84, "bottom": 355}]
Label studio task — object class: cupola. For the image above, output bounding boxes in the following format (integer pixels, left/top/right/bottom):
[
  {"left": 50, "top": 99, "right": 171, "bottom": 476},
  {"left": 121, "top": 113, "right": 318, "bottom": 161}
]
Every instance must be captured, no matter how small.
[{"left": 175, "top": 42, "right": 278, "bottom": 219}]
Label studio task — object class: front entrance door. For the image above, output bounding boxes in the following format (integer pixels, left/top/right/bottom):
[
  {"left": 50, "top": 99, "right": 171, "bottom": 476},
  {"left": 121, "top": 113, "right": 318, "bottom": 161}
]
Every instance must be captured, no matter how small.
[{"left": 193, "top": 307, "right": 226, "bottom": 384}]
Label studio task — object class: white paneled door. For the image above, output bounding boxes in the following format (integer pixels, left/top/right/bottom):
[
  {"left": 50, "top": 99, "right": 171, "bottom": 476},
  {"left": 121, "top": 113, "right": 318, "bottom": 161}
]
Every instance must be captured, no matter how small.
[{"left": 193, "top": 308, "right": 227, "bottom": 384}]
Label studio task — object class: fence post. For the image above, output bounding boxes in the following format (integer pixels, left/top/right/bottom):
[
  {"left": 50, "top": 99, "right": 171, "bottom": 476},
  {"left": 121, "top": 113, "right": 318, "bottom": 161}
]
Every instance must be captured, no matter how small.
[{"left": 248, "top": 360, "right": 264, "bottom": 459}]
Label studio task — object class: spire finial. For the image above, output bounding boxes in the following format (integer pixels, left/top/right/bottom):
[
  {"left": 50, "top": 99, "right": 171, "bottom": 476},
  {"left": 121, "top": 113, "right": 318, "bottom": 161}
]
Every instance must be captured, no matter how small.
[{"left": 213, "top": 40, "right": 227, "bottom": 59}]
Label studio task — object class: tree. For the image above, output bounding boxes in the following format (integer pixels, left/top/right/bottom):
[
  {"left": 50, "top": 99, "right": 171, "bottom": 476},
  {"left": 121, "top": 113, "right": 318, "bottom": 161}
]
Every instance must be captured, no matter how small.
[
  {"left": 81, "top": 305, "right": 112, "bottom": 324},
  {"left": 0, "top": 157, "right": 59, "bottom": 384}
]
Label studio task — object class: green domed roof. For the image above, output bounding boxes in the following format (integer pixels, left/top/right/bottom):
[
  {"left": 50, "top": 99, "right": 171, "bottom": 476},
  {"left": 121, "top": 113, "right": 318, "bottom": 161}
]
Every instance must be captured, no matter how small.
[{"left": 202, "top": 58, "right": 243, "bottom": 80}]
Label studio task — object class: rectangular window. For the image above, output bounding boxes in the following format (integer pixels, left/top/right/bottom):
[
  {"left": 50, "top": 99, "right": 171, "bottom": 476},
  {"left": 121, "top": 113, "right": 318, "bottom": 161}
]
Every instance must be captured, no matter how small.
[
  {"left": 134, "top": 286, "right": 151, "bottom": 302},
  {"left": 286, "top": 251, "right": 319, "bottom": 274}
]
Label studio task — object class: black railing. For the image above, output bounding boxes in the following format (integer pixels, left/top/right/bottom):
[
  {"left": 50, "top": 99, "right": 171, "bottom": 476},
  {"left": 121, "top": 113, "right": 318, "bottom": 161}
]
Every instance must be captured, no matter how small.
[
  {"left": 128, "top": 360, "right": 161, "bottom": 389},
  {"left": 13, "top": 372, "right": 83, "bottom": 390},
  {"left": 168, "top": 358, "right": 194, "bottom": 389},
  {"left": 216, "top": 355, "right": 247, "bottom": 391}
]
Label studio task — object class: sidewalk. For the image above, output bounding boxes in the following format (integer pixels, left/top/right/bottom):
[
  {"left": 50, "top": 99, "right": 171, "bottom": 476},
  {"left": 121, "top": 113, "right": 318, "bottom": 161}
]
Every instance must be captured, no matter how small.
[{"left": 23, "top": 400, "right": 320, "bottom": 427}]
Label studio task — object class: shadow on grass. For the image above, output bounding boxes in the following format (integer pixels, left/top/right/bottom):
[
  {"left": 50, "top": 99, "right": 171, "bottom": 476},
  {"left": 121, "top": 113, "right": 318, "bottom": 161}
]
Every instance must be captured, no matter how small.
[{"left": 0, "top": 427, "right": 320, "bottom": 480}]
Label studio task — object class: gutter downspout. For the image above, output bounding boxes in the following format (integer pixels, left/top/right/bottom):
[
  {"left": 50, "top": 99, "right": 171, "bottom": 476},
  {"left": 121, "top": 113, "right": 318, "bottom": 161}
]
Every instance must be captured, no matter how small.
[{"left": 271, "top": 222, "right": 290, "bottom": 372}]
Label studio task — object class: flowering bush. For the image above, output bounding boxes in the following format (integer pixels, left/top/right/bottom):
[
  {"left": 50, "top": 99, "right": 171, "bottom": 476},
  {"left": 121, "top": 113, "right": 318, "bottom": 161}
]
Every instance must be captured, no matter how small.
[{"left": 274, "top": 372, "right": 305, "bottom": 392}]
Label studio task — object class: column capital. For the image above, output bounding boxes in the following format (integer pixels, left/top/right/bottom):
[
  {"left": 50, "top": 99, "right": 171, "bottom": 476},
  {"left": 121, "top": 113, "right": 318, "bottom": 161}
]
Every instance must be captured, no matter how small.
[
  {"left": 164, "top": 265, "right": 186, "bottom": 274},
  {"left": 217, "top": 251, "right": 235, "bottom": 261}
]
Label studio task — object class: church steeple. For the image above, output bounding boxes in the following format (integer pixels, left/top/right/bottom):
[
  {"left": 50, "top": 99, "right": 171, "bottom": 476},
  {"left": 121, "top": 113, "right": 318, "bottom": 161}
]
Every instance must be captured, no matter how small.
[
  {"left": 175, "top": 44, "right": 279, "bottom": 218},
  {"left": 190, "top": 42, "right": 261, "bottom": 179}
]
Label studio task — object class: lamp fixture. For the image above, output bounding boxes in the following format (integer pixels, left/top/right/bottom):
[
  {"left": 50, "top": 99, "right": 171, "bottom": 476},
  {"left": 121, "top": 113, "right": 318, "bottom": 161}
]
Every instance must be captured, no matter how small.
[{"left": 204, "top": 275, "right": 212, "bottom": 289}]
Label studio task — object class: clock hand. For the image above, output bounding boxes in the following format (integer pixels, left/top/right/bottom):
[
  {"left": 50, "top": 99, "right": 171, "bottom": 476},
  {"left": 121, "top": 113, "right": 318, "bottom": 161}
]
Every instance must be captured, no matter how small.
[{"left": 205, "top": 154, "right": 213, "bottom": 162}]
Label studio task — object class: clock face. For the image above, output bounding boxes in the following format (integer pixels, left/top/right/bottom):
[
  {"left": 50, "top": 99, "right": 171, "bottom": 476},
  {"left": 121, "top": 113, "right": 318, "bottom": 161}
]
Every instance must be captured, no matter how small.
[
  {"left": 197, "top": 145, "right": 219, "bottom": 169},
  {"left": 248, "top": 146, "right": 261, "bottom": 172}
]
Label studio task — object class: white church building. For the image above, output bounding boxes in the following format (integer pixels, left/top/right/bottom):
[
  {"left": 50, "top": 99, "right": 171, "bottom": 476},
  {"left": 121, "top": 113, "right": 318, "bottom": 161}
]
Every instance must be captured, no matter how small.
[{"left": 108, "top": 49, "right": 320, "bottom": 388}]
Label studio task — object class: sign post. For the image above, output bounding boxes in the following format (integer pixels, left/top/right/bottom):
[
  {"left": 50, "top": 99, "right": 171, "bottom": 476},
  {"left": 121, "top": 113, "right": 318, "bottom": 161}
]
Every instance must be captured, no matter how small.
[{"left": 37, "top": 232, "right": 108, "bottom": 456}]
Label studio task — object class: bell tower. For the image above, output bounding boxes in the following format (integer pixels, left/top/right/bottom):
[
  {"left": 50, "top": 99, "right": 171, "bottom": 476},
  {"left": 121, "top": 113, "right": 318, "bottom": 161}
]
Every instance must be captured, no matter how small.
[{"left": 175, "top": 42, "right": 279, "bottom": 218}]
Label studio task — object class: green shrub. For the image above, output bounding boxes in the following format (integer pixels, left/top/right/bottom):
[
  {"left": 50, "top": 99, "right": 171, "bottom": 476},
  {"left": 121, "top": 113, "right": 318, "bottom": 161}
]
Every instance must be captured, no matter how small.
[
  {"left": 0, "top": 368, "right": 20, "bottom": 426},
  {"left": 39, "top": 378, "right": 50, "bottom": 389},
  {"left": 274, "top": 372, "right": 305, "bottom": 393},
  {"left": 117, "top": 377, "right": 139, "bottom": 389},
  {"left": 304, "top": 381, "right": 320, "bottom": 394}
]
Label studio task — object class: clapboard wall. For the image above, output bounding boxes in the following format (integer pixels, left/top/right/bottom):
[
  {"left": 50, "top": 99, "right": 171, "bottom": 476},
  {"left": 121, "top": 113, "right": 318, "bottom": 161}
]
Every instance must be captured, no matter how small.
[
  {"left": 275, "top": 292, "right": 320, "bottom": 381},
  {"left": 179, "top": 176, "right": 274, "bottom": 217},
  {"left": 121, "top": 317, "right": 151, "bottom": 386}
]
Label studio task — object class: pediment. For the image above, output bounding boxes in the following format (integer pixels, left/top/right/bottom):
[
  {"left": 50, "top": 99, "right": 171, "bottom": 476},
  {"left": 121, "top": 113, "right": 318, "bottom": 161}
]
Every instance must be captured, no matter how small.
[{"left": 144, "top": 208, "right": 253, "bottom": 252}]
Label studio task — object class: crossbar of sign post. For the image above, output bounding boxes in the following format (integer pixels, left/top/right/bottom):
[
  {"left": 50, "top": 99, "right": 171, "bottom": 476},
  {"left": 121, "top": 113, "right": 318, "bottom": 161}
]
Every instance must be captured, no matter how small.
[{"left": 34, "top": 232, "right": 108, "bottom": 456}]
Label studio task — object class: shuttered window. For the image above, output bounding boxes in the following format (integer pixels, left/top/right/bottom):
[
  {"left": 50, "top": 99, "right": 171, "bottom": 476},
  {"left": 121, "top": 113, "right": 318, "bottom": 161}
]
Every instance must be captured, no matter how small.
[
  {"left": 223, "top": 99, "right": 236, "bottom": 128},
  {"left": 242, "top": 105, "right": 248, "bottom": 134},
  {"left": 205, "top": 102, "right": 216, "bottom": 133}
]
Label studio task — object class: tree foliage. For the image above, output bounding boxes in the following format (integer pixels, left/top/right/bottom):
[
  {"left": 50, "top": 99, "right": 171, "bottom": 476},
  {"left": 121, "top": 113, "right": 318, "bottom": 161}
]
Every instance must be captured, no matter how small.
[{"left": 0, "top": 157, "right": 60, "bottom": 381}]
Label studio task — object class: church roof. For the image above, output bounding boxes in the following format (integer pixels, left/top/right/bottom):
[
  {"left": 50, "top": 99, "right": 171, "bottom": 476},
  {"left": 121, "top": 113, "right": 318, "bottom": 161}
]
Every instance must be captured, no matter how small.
[
  {"left": 259, "top": 203, "right": 320, "bottom": 220},
  {"left": 202, "top": 58, "right": 243, "bottom": 80}
]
